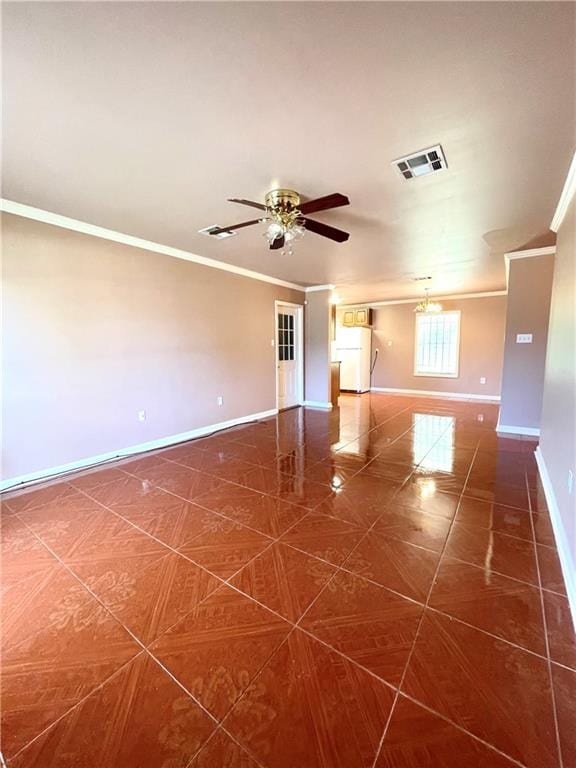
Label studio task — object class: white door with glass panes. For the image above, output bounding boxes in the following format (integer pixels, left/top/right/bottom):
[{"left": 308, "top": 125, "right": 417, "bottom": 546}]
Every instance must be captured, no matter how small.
[{"left": 277, "top": 306, "right": 300, "bottom": 409}]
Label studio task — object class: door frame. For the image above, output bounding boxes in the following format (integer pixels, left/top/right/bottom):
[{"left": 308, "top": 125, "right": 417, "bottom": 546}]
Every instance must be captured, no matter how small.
[{"left": 274, "top": 300, "right": 304, "bottom": 411}]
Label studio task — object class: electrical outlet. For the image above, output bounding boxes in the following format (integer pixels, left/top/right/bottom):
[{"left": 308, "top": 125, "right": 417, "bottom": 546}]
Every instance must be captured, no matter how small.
[
  {"left": 137, "top": 410, "right": 146, "bottom": 422},
  {"left": 477, "top": 414, "right": 484, "bottom": 422},
  {"left": 387, "top": 340, "right": 393, "bottom": 347},
  {"left": 569, "top": 470, "right": 574, "bottom": 495},
  {"left": 480, "top": 377, "right": 486, "bottom": 384},
  {"left": 217, "top": 396, "right": 223, "bottom": 406}
]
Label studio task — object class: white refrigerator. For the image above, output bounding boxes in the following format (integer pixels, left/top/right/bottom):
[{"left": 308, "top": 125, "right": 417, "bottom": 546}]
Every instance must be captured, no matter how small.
[{"left": 334, "top": 326, "right": 372, "bottom": 393}]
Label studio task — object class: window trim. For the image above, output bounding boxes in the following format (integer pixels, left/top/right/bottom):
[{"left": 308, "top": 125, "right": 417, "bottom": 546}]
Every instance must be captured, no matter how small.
[{"left": 413, "top": 310, "right": 461, "bottom": 379}]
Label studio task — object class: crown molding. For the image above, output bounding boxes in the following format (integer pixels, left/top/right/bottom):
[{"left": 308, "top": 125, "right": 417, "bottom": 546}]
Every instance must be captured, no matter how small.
[
  {"left": 304, "top": 284, "right": 335, "bottom": 293},
  {"left": 504, "top": 246, "right": 556, "bottom": 260},
  {"left": 0, "top": 199, "right": 308, "bottom": 292},
  {"left": 341, "top": 290, "right": 507, "bottom": 308},
  {"left": 551, "top": 150, "right": 576, "bottom": 233},
  {"left": 503, "top": 246, "right": 556, "bottom": 288}
]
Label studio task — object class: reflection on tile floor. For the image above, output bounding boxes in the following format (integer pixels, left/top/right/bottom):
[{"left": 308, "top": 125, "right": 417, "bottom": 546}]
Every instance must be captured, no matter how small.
[{"left": 2, "top": 393, "right": 574, "bottom": 767}]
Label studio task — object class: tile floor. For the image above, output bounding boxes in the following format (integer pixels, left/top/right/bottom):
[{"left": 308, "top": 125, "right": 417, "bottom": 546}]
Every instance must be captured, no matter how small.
[{"left": 1, "top": 393, "right": 574, "bottom": 768}]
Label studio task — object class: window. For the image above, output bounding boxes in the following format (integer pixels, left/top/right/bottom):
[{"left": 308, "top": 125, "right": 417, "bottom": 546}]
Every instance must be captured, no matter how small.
[
  {"left": 278, "top": 312, "right": 295, "bottom": 361},
  {"left": 414, "top": 311, "right": 460, "bottom": 378}
]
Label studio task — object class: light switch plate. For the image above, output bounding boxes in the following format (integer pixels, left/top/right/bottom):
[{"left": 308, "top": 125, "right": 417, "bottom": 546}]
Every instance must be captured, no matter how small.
[{"left": 516, "top": 333, "right": 533, "bottom": 344}]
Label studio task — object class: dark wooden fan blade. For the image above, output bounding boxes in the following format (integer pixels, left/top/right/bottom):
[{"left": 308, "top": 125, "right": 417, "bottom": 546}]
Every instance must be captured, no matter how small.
[
  {"left": 299, "top": 193, "right": 349, "bottom": 215},
  {"left": 304, "top": 218, "right": 349, "bottom": 242},
  {"left": 270, "top": 235, "right": 285, "bottom": 250},
  {"left": 209, "top": 219, "right": 261, "bottom": 235},
  {"left": 228, "top": 198, "right": 267, "bottom": 211}
]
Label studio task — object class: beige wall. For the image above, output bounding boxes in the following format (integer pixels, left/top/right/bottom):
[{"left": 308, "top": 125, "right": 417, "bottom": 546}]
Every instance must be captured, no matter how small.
[
  {"left": 539, "top": 195, "right": 576, "bottom": 584},
  {"left": 368, "top": 296, "right": 507, "bottom": 397},
  {"left": 304, "top": 290, "right": 332, "bottom": 405},
  {"left": 499, "top": 254, "right": 555, "bottom": 430},
  {"left": 1, "top": 213, "right": 304, "bottom": 481}
]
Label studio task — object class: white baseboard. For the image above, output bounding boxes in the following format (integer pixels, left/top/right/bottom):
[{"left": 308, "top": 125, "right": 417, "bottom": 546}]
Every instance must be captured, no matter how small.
[
  {"left": 370, "top": 387, "right": 500, "bottom": 402},
  {"left": 496, "top": 418, "right": 540, "bottom": 437},
  {"left": 535, "top": 446, "right": 576, "bottom": 630},
  {"left": 303, "top": 400, "right": 333, "bottom": 410},
  {"left": 0, "top": 408, "right": 279, "bottom": 492}
]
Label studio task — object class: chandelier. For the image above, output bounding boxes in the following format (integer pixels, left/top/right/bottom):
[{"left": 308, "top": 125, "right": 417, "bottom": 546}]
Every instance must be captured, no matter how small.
[
  {"left": 414, "top": 288, "right": 443, "bottom": 313},
  {"left": 263, "top": 189, "right": 306, "bottom": 256}
]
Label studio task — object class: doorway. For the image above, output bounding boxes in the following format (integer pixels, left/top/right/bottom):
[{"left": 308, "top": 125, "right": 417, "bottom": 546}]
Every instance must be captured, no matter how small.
[{"left": 275, "top": 301, "right": 304, "bottom": 410}]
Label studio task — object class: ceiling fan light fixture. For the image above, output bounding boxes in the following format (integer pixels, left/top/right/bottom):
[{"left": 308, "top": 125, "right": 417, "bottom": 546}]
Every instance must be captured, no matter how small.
[
  {"left": 265, "top": 221, "right": 284, "bottom": 242},
  {"left": 214, "top": 189, "right": 350, "bottom": 251}
]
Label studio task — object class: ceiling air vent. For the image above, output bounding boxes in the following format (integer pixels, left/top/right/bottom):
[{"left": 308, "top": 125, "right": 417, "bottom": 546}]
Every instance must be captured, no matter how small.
[
  {"left": 393, "top": 144, "right": 447, "bottom": 180},
  {"left": 198, "top": 225, "right": 237, "bottom": 240}
]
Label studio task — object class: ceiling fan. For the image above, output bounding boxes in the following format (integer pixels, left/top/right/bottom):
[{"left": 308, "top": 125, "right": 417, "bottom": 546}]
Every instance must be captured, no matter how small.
[{"left": 209, "top": 189, "right": 350, "bottom": 252}]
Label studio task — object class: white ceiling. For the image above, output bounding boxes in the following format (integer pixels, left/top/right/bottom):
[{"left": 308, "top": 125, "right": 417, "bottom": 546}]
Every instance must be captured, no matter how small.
[{"left": 2, "top": 1, "right": 574, "bottom": 302}]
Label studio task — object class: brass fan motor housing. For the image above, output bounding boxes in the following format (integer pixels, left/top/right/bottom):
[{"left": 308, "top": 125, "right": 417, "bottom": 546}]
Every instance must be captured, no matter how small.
[{"left": 265, "top": 189, "right": 301, "bottom": 212}]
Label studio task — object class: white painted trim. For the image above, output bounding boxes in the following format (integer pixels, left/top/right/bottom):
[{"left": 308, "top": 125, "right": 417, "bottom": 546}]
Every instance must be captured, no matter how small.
[
  {"left": 370, "top": 387, "right": 500, "bottom": 402},
  {"left": 304, "top": 284, "right": 335, "bottom": 293},
  {"left": 551, "top": 150, "right": 576, "bottom": 233},
  {"left": 1, "top": 199, "right": 308, "bottom": 292},
  {"left": 303, "top": 400, "right": 333, "bottom": 409},
  {"left": 496, "top": 421, "right": 541, "bottom": 437},
  {"left": 504, "top": 246, "right": 556, "bottom": 288},
  {"left": 0, "top": 408, "right": 278, "bottom": 492},
  {"left": 535, "top": 446, "right": 576, "bottom": 630},
  {"left": 274, "top": 300, "right": 304, "bottom": 410},
  {"left": 342, "top": 290, "right": 507, "bottom": 309},
  {"left": 504, "top": 246, "right": 556, "bottom": 260}
]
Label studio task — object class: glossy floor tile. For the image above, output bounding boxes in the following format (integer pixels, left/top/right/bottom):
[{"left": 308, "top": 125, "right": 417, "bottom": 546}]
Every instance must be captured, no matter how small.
[
  {"left": 10, "top": 653, "right": 216, "bottom": 768},
  {"left": 374, "top": 695, "right": 518, "bottom": 767},
  {"left": 347, "top": 530, "right": 440, "bottom": 601},
  {"left": 2, "top": 565, "right": 141, "bottom": 759},
  {"left": 428, "top": 557, "right": 546, "bottom": 654},
  {"left": 1, "top": 394, "right": 572, "bottom": 767},
  {"left": 150, "top": 585, "right": 290, "bottom": 720},
  {"left": 551, "top": 662, "right": 576, "bottom": 768},
  {"left": 403, "top": 611, "right": 559, "bottom": 768},
  {"left": 229, "top": 541, "right": 336, "bottom": 622},
  {"left": 189, "top": 728, "right": 260, "bottom": 767},
  {"left": 223, "top": 628, "right": 395, "bottom": 768},
  {"left": 300, "top": 570, "right": 423, "bottom": 685}
]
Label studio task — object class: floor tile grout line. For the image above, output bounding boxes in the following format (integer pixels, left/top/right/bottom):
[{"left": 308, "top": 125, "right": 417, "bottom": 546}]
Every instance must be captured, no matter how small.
[
  {"left": 526, "top": 469, "right": 565, "bottom": 768},
  {"left": 215, "top": 416, "right": 462, "bottom": 768},
  {"left": 19, "top": 485, "right": 338, "bottom": 763},
  {"left": 199, "top": 518, "right": 403, "bottom": 768},
  {"left": 10, "top": 514, "right": 227, "bottom": 761},
  {"left": 179, "top": 403, "right": 444, "bottom": 761},
  {"left": 6, "top": 400, "right": 532, "bottom": 765},
  {"left": 18, "top": 474, "right": 348, "bottom": 662},
  {"left": 395, "top": 691, "right": 530, "bottom": 768},
  {"left": 1, "top": 409, "right": 323, "bottom": 501},
  {"left": 69, "top": 482, "right": 317, "bottom": 616},
  {"left": 1, "top": 400, "right": 498, "bottom": 510},
  {"left": 126, "top": 402, "right": 419, "bottom": 501},
  {"left": 115, "top": 442, "right": 344, "bottom": 508},
  {"left": 369, "top": 435, "right": 484, "bottom": 768},
  {"left": 6, "top": 648, "right": 149, "bottom": 763},
  {"left": 184, "top": 725, "right": 269, "bottom": 768}
]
